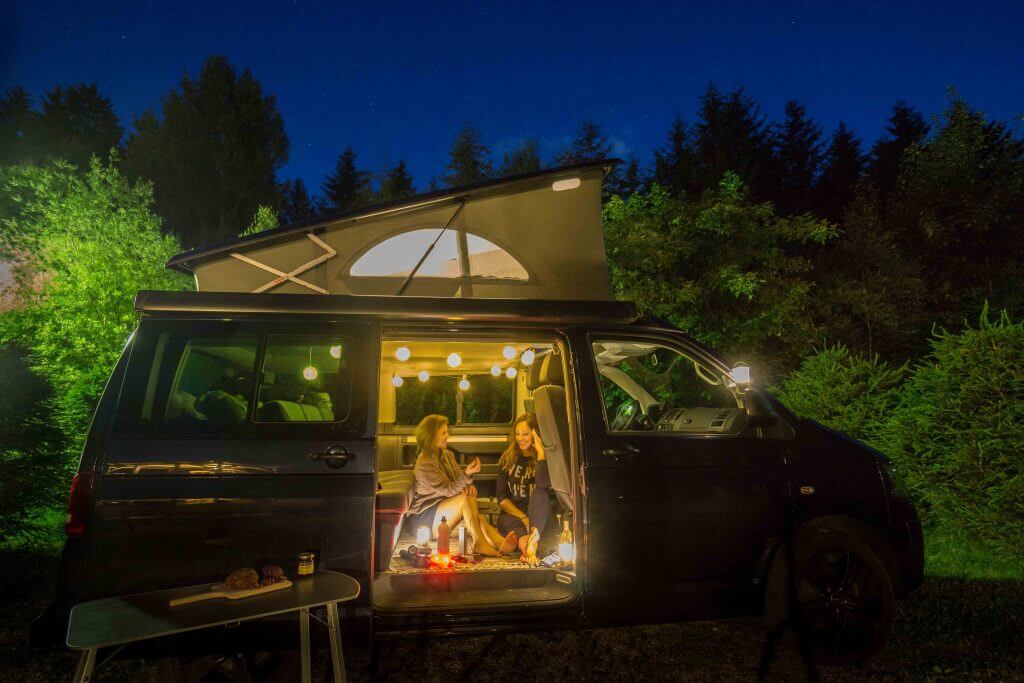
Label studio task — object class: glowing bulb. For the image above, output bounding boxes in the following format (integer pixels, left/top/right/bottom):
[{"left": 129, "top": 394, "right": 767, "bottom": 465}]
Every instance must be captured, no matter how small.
[
  {"left": 416, "top": 526, "right": 430, "bottom": 546},
  {"left": 391, "top": 374, "right": 404, "bottom": 387},
  {"left": 303, "top": 365, "right": 318, "bottom": 381},
  {"left": 490, "top": 364, "right": 501, "bottom": 377},
  {"left": 505, "top": 366, "right": 517, "bottom": 379},
  {"left": 731, "top": 364, "right": 751, "bottom": 384},
  {"left": 521, "top": 349, "right": 536, "bottom": 366},
  {"left": 418, "top": 370, "right": 429, "bottom": 382},
  {"left": 447, "top": 352, "right": 461, "bottom": 368},
  {"left": 459, "top": 377, "right": 470, "bottom": 391},
  {"left": 329, "top": 345, "right": 342, "bottom": 359},
  {"left": 502, "top": 345, "right": 517, "bottom": 360},
  {"left": 395, "top": 346, "right": 411, "bottom": 361}
]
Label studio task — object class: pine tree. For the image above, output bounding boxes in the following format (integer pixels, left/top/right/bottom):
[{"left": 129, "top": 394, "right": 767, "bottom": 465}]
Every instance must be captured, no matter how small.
[
  {"left": 867, "top": 101, "right": 930, "bottom": 194},
  {"left": 556, "top": 119, "right": 612, "bottom": 165},
  {"left": 0, "top": 86, "right": 41, "bottom": 166},
  {"left": 323, "top": 147, "right": 370, "bottom": 212},
  {"left": 377, "top": 160, "right": 416, "bottom": 201},
  {"left": 499, "top": 139, "right": 542, "bottom": 176},
  {"left": 653, "top": 114, "right": 698, "bottom": 197},
  {"left": 815, "top": 122, "right": 865, "bottom": 222},
  {"left": 771, "top": 100, "right": 823, "bottom": 215},
  {"left": 607, "top": 156, "right": 647, "bottom": 198},
  {"left": 694, "top": 85, "right": 772, "bottom": 199},
  {"left": 443, "top": 126, "right": 493, "bottom": 186},
  {"left": 279, "top": 178, "right": 316, "bottom": 224},
  {"left": 40, "top": 84, "right": 124, "bottom": 169}
]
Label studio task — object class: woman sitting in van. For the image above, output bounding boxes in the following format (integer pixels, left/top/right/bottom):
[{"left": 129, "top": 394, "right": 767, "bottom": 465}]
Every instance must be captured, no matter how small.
[
  {"left": 496, "top": 412, "right": 552, "bottom": 565},
  {"left": 407, "top": 414, "right": 517, "bottom": 557}
]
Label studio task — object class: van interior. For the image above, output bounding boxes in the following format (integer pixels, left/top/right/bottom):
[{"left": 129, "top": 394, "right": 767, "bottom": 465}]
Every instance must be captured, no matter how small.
[{"left": 372, "top": 338, "right": 579, "bottom": 611}]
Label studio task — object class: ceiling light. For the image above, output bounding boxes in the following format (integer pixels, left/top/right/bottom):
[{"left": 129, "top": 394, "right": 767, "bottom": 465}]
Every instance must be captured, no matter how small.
[
  {"left": 447, "top": 352, "right": 461, "bottom": 368},
  {"left": 395, "top": 346, "right": 411, "bottom": 361},
  {"left": 505, "top": 367, "right": 518, "bottom": 379},
  {"left": 490, "top": 364, "right": 501, "bottom": 376},
  {"left": 552, "top": 177, "right": 581, "bottom": 192},
  {"left": 391, "top": 374, "right": 404, "bottom": 387},
  {"left": 329, "top": 345, "right": 342, "bottom": 359},
  {"left": 459, "top": 376, "right": 470, "bottom": 391},
  {"left": 502, "top": 345, "right": 517, "bottom": 360},
  {"left": 418, "top": 370, "right": 429, "bottom": 382},
  {"left": 521, "top": 348, "right": 536, "bottom": 366},
  {"left": 303, "top": 365, "right": 318, "bottom": 381}
]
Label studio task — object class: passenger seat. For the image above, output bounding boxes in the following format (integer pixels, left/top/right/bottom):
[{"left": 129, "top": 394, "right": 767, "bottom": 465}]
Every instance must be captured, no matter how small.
[{"left": 528, "top": 353, "right": 573, "bottom": 511}]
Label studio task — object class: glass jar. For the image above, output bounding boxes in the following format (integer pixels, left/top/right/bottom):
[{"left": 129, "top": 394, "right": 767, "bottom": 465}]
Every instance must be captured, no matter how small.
[{"left": 297, "top": 552, "right": 315, "bottom": 577}]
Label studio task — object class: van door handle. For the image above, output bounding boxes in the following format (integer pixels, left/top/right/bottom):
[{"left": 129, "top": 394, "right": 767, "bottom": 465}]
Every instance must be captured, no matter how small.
[
  {"left": 311, "top": 445, "right": 354, "bottom": 469},
  {"left": 602, "top": 445, "right": 640, "bottom": 461}
]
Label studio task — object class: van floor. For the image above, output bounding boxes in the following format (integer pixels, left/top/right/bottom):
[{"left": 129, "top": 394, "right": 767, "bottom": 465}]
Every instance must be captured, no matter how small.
[{"left": 384, "top": 527, "right": 567, "bottom": 575}]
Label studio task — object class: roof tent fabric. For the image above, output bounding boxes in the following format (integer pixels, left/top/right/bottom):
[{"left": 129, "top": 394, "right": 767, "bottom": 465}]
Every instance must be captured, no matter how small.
[{"left": 166, "top": 160, "right": 619, "bottom": 300}]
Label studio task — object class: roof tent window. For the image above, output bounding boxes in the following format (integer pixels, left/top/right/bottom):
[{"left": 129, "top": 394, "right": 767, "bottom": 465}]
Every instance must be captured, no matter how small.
[{"left": 350, "top": 229, "right": 528, "bottom": 280}]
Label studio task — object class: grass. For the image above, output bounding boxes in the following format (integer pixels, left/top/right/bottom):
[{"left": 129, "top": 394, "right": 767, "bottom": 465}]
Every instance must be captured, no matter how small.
[{"left": 2, "top": 524, "right": 1023, "bottom": 681}]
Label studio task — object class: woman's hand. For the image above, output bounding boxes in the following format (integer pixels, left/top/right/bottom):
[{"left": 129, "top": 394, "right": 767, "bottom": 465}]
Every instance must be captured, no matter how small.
[
  {"left": 531, "top": 429, "right": 545, "bottom": 460},
  {"left": 465, "top": 484, "right": 478, "bottom": 499},
  {"left": 465, "top": 456, "right": 481, "bottom": 476}
]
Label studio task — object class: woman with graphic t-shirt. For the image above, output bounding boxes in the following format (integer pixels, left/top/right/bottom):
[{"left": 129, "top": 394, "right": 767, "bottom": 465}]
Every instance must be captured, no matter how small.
[{"left": 496, "top": 412, "right": 552, "bottom": 565}]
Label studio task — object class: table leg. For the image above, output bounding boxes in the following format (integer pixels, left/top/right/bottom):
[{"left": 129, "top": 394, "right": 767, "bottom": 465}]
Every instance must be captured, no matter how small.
[
  {"left": 72, "top": 648, "right": 97, "bottom": 683},
  {"left": 326, "top": 601, "right": 346, "bottom": 683},
  {"left": 300, "top": 607, "right": 311, "bottom": 683}
]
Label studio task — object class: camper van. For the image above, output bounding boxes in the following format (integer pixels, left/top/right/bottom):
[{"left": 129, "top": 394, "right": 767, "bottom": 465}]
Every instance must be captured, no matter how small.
[{"left": 37, "top": 160, "right": 923, "bottom": 674}]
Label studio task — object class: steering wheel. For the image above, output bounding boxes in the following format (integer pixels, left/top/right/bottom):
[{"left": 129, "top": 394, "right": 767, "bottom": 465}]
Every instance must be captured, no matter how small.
[{"left": 610, "top": 401, "right": 641, "bottom": 431}]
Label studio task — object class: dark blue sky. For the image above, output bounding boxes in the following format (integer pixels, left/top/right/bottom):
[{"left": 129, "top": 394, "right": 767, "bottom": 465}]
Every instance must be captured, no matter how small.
[{"left": 3, "top": 1, "right": 1022, "bottom": 193}]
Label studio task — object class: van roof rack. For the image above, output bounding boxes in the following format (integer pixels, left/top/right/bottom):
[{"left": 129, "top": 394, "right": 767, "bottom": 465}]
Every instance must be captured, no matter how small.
[{"left": 135, "top": 290, "right": 639, "bottom": 325}]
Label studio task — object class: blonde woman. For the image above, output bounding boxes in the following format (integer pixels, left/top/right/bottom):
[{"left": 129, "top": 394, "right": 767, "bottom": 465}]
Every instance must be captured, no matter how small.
[
  {"left": 496, "top": 412, "right": 552, "bottom": 565},
  {"left": 406, "top": 415, "right": 516, "bottom": 557}
]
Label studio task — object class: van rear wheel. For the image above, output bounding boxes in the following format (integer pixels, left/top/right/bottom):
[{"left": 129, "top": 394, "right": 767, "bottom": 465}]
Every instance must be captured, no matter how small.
[{"left": 766, "top": 528, "right": 896, "bottom": 666}]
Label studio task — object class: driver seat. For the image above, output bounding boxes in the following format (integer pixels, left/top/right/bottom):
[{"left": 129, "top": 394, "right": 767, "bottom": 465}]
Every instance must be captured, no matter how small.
[{"left": 527, "top": 352, "right": 573, "bottom": 511}]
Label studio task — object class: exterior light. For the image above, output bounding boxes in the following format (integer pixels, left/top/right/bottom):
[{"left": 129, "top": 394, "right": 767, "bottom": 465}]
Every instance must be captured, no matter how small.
[
  {"left": 329, "top": 345, "right": 342, "bottom": 359},
  {"left": 552, "top": 177, "right": 581, "bottom": 191},
  {"left": 502, "top": 345, "right": 517, "bottom": 360},
  {"left": 521, "top": 348, "right": 536, "bottom": 366},
  {"left": 505, "top": 367, "right": 518, "bottom": 379},
  {"left": 459, "top": 376, "right": 470, "bottom": 391},
  {"left": 447, "top": 352, "right": 461, "bottom": 368},
  {"left": 395, "top": 346, "right": 411, "bottom": 361},
  {"left": 391, "top": 373, "right": 404, "bottom": 387},
  {"left": 418, "top": 370, "right": 430, "bottom": 382},
  {"left": 730, "top": 364, "right": 751, "bottom": 385},
  {"left": 303, "top": 365, "right": 318, "bottom": 381},
  {"left": 490, "top": 364, "right": 502, "bottom": 376},
  {"left": 416, "top": 526, "right": 430, "bottom": 546}
]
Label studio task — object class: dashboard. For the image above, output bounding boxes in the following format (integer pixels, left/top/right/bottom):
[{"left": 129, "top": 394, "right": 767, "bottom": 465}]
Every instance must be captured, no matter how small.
[{"left": 655, "top": 406, "right": 747, "bottom": 434}]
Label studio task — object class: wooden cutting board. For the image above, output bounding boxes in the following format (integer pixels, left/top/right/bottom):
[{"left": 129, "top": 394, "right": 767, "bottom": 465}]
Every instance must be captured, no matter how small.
[{"left": 169, "top": 579, "right": 292, "bottom": 607}]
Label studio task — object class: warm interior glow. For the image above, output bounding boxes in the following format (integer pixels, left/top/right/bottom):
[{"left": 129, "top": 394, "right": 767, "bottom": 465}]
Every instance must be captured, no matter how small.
[
  {"left": 418, "top": 370, "right": 430, "bottom": 382},
  {"left": 329, "top": 345, "right": 342, "bottom": 359},
  {"left": 447, "top": 352, "right": 461, "bottom": 368},
  {"left": 395, "top": 346, "right": 411, "bottom": 361},
  {"left": 502, "top": 345, "right": 517, "bottom": 360},
  {"left": 521, "top": 348, "right": 536, "bottom": 366},
  {"left": 302, "top": 365, "right": 318, "bottom": 381},
  {"left": 430, "top": 553, "right": 452, "bottom": 569},
  {"left": 505, "top": 366, "right": 517, "bottom": 379},
  {"left": 551, "top": 177, "right": 581, "bottom": 191}
]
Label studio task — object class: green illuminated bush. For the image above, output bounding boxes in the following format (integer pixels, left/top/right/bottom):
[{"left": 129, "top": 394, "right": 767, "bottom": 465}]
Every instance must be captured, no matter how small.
[
  {"left": 879, "top": 307, "right": 1024, "bottom": 555},
  {"left": 771, "top": 344, "right": 907, "bottom": 443}
]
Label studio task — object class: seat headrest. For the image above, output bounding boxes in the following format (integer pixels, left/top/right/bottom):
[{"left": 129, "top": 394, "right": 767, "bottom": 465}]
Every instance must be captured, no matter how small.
[{"left": 527, "top": 353, "right": 564, "bottom": 390}]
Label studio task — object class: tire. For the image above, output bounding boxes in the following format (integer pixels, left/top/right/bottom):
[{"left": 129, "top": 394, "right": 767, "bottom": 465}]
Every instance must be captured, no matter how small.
[
  {"left": 764, "top": 527, "right": 896, "bottom": 666},
  {"left": 156, "top": 651, "right": 301, "bottom": 683}
]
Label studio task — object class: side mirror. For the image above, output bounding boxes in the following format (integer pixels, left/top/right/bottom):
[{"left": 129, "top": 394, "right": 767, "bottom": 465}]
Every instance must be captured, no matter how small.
[{"left": 743, "top": 389, "right": 778, "bottom": 428}]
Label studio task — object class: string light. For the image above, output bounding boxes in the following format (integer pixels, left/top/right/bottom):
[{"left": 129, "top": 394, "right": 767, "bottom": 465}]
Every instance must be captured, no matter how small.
[
  {"left": 395, "top": 346, "right": 411, "bottom": 361},
  {"left": 391, "top": 374, "right": 403, "bottom": 387},
  {"left": 302, "top": 346, "right": 317, "bottom": 380},
  {"left": 505, "top": 367, "right": 518, "bottom": 379},
  {"left": 521, "top": 348, "right": 536, "bottom": 366},
  {"left": 490, "top": 364, "right": 501, "bottom": 376},
  {"left": 447, "top": 352, "right": 461, "bottom": 368},
  {"left": 502, "top": 345, "right": 517, "bottom": 360},
  {"left": 329, "top": 345, "right": 342, "bottom": 359},
  {"left": 459, "top": 376, "right": 470, "bottom": 391},
  {"left": 418, "top": 370, "right": 430, "bottom": 382}
]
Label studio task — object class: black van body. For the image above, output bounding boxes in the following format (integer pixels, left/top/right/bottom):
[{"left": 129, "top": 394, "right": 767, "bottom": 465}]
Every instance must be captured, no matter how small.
[{"left": 36, "top": 290, "right": 923, "bottom": 665}]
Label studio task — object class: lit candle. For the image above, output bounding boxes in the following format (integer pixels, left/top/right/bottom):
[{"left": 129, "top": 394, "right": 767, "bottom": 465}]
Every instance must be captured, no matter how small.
[{"left": 416, "top": 526, "right": 430, "bottom": 546}]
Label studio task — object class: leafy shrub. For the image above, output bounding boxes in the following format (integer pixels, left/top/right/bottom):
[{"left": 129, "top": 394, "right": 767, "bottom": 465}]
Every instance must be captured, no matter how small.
[
  {"left": 771, "top": 344, "right": 907, "bottom": 442},
  {"left": 879, "top": 307, "right": 1024, "bottom": 555}
]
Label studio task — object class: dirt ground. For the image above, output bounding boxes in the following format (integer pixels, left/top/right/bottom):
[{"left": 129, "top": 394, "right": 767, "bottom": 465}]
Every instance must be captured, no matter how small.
[{"left": 3, "top": 549, "right": 1022, "bottom": 682}]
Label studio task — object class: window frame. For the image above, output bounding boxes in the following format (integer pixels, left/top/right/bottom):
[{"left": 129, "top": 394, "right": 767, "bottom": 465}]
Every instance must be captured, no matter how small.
[{"left": 587, "top": 330, "right": 743, "bottom": 438}]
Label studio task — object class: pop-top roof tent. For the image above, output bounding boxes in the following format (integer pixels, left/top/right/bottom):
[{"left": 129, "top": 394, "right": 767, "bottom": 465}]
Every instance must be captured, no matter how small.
[{"left": 167, "top": 159, "right": 621, "bottom": 300}]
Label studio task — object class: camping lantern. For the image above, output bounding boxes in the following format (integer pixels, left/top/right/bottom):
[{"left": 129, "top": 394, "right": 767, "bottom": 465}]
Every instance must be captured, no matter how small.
[
  {"left": 558, "top": 540, "right": 575, "bottom": 566},
  {"left": 416, "top": 526, "right": 430, "bottom": 546},
  {"left": 730, "top": 364, "right": 751, "bottom": 386}
]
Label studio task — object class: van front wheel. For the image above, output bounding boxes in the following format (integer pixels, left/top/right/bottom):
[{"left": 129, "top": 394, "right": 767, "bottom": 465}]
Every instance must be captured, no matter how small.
[{"left": 765, "top": 529, "right": 896, "bottom": 666}]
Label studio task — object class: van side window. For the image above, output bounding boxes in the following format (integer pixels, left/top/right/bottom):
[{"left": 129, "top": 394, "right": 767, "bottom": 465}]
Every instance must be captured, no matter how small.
[
  {"left": 592, "top": 340, "right": 741, "bottom": 434},
  {"left": 139, "top": 335, "right": 259, "bottom": 431},
  {"left": 256, "top": 337, "right": 352, "bottom": 423},
  {"left": 394, "top": 374, "right": 514, "bottom": 426}
]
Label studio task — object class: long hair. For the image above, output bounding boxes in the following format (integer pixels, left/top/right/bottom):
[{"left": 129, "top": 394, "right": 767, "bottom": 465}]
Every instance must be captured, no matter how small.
[
  {"left": 498, "top": 412, "right": 540, "bottom": 478},
  {"left": 414, "top": 414, "right": 461, "bottom": 483}
]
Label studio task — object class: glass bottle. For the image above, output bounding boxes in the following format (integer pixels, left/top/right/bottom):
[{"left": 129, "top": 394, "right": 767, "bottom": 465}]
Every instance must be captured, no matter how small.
[{"left": 558, "top": 518, "right": 574, "bottom": 566}]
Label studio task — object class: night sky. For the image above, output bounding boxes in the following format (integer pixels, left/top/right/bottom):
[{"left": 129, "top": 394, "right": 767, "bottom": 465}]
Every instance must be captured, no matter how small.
[{"left": 3, "top": 1, "right": 1022, "bottom": 192}]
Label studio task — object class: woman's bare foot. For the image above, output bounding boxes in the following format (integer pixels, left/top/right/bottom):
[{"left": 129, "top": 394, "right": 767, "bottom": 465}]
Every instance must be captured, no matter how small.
[
  {"left": 520, "top": 528, "right": 540, "bottom": 565},
  {"left": 499, "top": 531, "right": 517, "bottom": 554}
]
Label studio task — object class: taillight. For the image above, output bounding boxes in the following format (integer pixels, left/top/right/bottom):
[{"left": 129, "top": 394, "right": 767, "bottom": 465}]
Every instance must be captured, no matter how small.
[{"left": 65, "top": 472, "right": 94, "bottom": 537}]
